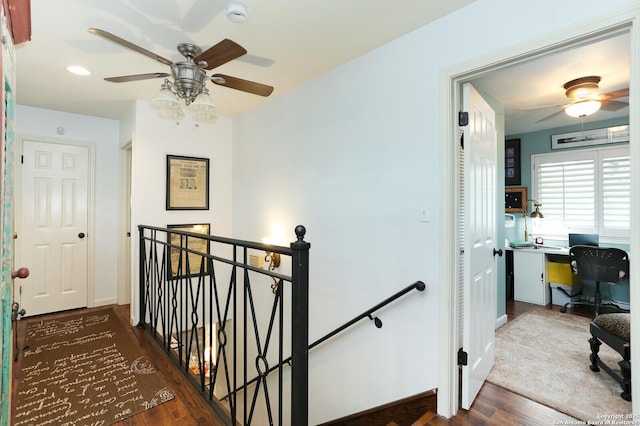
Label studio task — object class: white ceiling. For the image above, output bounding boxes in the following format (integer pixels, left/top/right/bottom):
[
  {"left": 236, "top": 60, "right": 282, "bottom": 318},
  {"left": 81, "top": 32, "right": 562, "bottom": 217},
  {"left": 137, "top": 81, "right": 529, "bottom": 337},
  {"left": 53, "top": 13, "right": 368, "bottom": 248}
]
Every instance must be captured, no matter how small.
[
  {"left": 15, "top": 0, "right": 475, "bottom": 119},
  {"left": 472, "top": 31, "right": 630, "bottom": 135},
  {"left": 15, "top": 1, "right": 630, "bottom": 135}
]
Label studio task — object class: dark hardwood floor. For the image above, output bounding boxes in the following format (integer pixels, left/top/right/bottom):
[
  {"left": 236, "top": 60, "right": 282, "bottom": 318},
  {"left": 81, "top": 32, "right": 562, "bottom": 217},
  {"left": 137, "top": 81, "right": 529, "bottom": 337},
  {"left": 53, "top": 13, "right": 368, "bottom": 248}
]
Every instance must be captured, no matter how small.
[
  {"left": 11, "top": 304, "right": 226, "bottom": 426},
  {"left": 11, "top": 301, "right": 598, "bottom": 425}
]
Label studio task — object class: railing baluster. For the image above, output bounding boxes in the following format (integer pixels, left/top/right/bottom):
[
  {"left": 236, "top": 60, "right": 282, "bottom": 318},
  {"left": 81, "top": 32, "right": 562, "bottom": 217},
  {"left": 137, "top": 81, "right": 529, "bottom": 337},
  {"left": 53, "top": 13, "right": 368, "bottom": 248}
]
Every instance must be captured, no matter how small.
[
  {"left": 138, "top": 226, "right": 308, "bottom": 424},
  {"left": 137, "top": 225, "right": 421, "bottom": 426}
]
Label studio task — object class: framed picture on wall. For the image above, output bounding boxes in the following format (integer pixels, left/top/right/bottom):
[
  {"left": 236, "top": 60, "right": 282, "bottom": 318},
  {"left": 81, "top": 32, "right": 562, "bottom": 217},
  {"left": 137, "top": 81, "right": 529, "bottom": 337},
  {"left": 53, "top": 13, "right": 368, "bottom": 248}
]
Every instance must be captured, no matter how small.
[
  {"left": 551, "top": 125, "right": 629, "bottom": 150},
  {"left": 505, "top": 186, "right": 527, "bottom": 213},
  {"left": 166, "top": 155, "right": 210, "bottom": 210},
  {"left": 505, "top": 138, "right": 521, "bottom": 186},
  {"left": 167, "top": 223, "right": 211, "bottom": 279}
]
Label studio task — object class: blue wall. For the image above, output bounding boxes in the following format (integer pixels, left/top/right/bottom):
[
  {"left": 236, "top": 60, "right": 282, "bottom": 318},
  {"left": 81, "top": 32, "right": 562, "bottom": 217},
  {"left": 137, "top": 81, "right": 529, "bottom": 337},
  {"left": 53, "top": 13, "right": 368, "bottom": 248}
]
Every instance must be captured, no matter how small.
[
  {"left": 506, "top": 116, "right": 629, "bottom": 201},
  {"left": 503, "top": 116, "right": 630, "bottom": 306}
]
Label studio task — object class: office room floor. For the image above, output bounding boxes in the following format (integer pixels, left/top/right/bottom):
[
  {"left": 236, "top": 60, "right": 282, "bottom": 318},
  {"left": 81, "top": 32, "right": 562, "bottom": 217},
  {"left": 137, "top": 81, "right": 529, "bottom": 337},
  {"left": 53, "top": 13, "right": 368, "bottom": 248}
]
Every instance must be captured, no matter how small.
[{"left": 427, "top": 299, "right": 616, "bottom": 425}]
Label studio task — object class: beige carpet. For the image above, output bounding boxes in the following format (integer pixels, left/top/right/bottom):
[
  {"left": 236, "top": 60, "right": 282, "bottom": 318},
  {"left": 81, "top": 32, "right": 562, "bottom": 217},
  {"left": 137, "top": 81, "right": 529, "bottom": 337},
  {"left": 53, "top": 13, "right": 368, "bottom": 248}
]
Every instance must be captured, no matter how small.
[
  {"left": 14, "top": 308, "right": 174, "bottom": 425},
  {"left": 487, "top": 308, "right": 631, "bottom": 421}
]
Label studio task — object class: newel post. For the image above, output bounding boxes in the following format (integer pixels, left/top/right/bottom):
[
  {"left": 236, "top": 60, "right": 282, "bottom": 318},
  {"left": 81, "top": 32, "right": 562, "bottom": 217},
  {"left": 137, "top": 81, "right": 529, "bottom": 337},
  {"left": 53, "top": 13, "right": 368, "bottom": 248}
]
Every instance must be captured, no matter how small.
[
  {"left": 137, "top": 226, "right": 146, "bottom": 327},
  {"left": 290, "top": 225, "right": 310, "bottom": 425}
]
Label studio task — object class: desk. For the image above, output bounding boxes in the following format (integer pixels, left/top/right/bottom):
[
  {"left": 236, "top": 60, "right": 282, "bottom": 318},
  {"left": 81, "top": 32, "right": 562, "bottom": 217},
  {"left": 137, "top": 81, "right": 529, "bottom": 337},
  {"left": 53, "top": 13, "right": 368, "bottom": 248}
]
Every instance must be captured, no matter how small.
[{"left": 509, "top": 246, "right": 570, "bottom": 305}]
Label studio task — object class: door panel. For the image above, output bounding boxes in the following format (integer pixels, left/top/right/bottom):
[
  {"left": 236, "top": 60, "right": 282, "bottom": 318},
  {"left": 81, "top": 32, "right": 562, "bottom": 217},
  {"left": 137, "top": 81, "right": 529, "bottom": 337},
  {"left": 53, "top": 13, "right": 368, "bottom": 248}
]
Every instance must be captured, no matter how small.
[
  {"left": 19, "top": 140, "right": 89, "bottom": 316},
  {"left": 461, "top": 83, "right": 497, "bottom": 409}
]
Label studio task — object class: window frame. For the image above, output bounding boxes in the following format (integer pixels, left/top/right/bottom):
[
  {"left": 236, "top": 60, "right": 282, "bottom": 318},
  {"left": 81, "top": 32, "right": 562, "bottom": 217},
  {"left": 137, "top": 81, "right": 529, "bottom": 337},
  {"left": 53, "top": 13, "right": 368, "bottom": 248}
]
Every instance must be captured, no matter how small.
[{"left": 530, "top": 144, "right": 630, "bottom": 244}]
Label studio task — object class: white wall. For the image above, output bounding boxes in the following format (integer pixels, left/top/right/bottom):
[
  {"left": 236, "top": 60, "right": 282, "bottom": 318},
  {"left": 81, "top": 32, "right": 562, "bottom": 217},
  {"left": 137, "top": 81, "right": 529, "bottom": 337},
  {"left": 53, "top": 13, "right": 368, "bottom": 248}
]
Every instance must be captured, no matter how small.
[
  {"left": 129, "top": 101, "right": 234, "bottom": 321},
  {"left": 15, "top": 104, "right": 120, "bottom": 304},
  {"left": 14, "top": 0, "right": 637, "bottom": 421},
  {"left": 232, "top": 0, "right": 637, "bottom": 423},
  {"left": 131, "top": 100, "right": 233, "bottom": 234}
]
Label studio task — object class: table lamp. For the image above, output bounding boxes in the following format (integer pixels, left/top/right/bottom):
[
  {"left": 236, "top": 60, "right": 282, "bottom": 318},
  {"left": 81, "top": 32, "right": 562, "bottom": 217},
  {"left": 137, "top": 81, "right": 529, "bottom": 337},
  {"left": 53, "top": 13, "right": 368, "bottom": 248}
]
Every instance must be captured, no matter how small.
[{"left": 523, "top": 199, "right": 544, "bottom": 242}]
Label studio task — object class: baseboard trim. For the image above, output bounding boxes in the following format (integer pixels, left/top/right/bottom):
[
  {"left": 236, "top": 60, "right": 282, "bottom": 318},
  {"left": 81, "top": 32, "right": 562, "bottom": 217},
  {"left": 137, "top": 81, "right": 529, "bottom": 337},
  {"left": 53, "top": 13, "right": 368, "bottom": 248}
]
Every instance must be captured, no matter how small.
[
  {"left": 92, "top": 297, "right": 118, "bottom": 307},
  {"left": 318, "top": 388, "right": 437, "bottom": 426},
  {"left": 496, "top": 313, "right": 508, "bottom": 329}
]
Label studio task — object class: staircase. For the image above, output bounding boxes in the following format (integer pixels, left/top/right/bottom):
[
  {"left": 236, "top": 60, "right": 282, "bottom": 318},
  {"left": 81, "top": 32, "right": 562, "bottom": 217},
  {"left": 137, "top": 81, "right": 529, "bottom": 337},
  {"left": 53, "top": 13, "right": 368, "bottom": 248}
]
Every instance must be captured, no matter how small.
[
  {"left": 319, "top": 389, "right": 438, "bottom": 426},
  {"left": 386, "top": 411, "right": 437, "bottom": 426}
]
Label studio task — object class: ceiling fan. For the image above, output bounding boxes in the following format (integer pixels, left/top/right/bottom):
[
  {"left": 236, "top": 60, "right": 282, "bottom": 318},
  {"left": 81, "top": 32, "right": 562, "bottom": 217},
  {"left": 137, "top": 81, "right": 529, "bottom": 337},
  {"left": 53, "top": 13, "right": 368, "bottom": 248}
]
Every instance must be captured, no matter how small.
[
  {"left": 525, "top": 76, "right": 629, "bottom": 123},
  {"left": 88, "top": 28, "right": 273, "bottom": 121}
]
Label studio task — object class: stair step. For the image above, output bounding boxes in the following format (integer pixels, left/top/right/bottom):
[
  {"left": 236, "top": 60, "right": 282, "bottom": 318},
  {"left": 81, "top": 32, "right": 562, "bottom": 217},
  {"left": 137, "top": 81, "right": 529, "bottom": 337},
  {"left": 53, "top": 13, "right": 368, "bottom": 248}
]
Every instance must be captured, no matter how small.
[{"left": 411, "top": 411, "right": 436, "bottom": 426}]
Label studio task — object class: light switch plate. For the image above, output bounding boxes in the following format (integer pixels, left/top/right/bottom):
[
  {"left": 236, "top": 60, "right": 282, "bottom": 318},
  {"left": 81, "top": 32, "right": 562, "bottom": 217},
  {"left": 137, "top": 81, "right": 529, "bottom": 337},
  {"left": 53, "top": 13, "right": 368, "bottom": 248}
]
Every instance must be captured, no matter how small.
[{"left": 419, "top": 208, "right": 430, "bottom": 223}]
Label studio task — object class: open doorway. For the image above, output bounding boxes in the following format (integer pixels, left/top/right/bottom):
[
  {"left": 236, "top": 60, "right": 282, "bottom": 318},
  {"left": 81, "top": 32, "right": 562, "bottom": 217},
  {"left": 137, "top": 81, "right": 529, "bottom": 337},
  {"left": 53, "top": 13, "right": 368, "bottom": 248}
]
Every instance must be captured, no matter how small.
[
  {"left": 437, "top": 11, "right": 639, "bottom": 418},
  {"left": 118, "top": 142, "right": 132, "bottom": 307},
  {"left": 470, "top": 33, "right": 630, "bottom": 300}
]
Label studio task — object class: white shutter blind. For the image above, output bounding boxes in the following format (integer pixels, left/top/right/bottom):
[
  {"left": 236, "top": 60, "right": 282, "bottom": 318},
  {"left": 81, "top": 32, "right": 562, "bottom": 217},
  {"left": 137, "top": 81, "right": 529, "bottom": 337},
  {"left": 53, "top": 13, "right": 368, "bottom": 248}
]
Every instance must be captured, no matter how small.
[
  {"left": 531, "top": 145, "right": 630, "bottom": 241},
  {"left": 535, "top": 158, "right": 595, "bottom": 231},
  {"left": 602, "top": 153, "right": 631, "bottom": 231}
]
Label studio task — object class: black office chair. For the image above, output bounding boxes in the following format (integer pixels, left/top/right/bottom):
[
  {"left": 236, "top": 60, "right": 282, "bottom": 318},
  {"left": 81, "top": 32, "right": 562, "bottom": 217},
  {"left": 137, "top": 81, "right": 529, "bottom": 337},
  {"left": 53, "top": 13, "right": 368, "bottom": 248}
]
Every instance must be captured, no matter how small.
[
  {"left": 561, "top": 245, "right": 629, "bottom": 317},
  {"left": 564, "top": 246, "right": 632, "bottom": 400}
]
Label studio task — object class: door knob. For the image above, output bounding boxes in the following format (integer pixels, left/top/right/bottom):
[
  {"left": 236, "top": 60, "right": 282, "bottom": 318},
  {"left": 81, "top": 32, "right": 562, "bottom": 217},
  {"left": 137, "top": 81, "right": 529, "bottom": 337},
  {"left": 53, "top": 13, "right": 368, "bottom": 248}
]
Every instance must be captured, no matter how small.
[
  {"left": 12, "top": 267, "right": 29, "bottom": 279},
  {"left": 493, "top": 248, "right": 503, "bottom": 257},
  {"left": 78, "top": 232, "right": 86, "bottom": 239}
]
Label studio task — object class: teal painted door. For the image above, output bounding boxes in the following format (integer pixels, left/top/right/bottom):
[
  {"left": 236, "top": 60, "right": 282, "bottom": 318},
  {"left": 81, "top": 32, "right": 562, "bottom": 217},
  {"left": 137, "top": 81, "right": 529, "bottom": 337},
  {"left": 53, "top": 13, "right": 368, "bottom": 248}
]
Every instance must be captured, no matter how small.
[{"left": 0, "top": 34, "right": 16, "bottom": 424}]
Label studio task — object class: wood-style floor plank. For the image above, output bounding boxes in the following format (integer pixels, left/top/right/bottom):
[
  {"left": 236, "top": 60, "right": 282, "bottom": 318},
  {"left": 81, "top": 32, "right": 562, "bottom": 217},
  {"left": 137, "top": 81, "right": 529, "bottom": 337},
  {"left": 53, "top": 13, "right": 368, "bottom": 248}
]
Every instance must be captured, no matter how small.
[
  {"left": 11, "top": 300, "right": 595, "bottom": 425},
  {"left": 430, "top": 381, "right": 578, "bottom": 425},
  {"left": 11, "top": 304, "right": 225, "bottom": 426}
]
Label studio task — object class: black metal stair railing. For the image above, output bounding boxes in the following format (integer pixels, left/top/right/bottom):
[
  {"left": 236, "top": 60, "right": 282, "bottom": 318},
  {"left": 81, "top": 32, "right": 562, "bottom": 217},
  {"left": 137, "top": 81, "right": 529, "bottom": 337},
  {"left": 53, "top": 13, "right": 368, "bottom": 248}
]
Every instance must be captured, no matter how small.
[
  {"left": 138, "top": 224, "right": 425, "bottom": 425},
  {"left": 138, "top": 224, "right": 310, "bottom": 426},
  {"left": 230, "top": 280, "right": 426, "bottom": 396}
]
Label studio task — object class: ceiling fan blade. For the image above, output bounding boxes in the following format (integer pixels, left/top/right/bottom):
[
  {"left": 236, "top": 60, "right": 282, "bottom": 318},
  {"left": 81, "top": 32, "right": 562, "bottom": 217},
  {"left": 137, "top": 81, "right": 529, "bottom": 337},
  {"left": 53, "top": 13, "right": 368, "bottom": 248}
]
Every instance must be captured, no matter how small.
[
  {"left": 597, "top": 88, "right": 629, "bottom": 102},
  {"left": 600, "top": 100, "right": 629, "bottom": 111},
  {"left": 211, "top": 74, "right": 274, "bottom": 97},
  {"left": 88, "top": 28, "right": 173, "bottom": 66},
  {"left": 195, "top": 39, "right": 247, "bottom": 70},
  {"left": 534, "top": 108, "right": 566, "bottom": 123},
  {"left": 104, "top": 72, "right": 170, "bottom": 83},
  {"left": 237, "top": 54, "right": 275, "bottom": 68},
  {"left": 516, "top": 103, "right": 567, "bottom": 111}
]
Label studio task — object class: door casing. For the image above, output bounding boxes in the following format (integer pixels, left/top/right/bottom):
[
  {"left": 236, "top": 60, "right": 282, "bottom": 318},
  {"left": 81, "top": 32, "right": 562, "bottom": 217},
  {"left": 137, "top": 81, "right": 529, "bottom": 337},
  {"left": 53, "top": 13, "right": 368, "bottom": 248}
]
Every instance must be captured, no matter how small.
[
  {"left": 14, "top": 134, "right": 96, "bottom": 315},
  {"left": 437, "top": 6, "right": 640, "bottom": 417}
]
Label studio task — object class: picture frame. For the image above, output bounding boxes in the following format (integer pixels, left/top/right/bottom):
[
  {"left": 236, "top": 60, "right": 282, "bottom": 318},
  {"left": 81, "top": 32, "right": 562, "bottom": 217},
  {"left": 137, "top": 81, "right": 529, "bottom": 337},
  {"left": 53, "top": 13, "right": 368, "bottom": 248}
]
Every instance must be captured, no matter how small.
[
  {"left": 551, "top": 124, "right": 629, "bottom": 150},
  {"left": 166, "top": 155, "right": 210, "bottom": 210},
  {"left": 505, "top": 186, "right": 527, "bottom": 213},
  {"left": 167, "top": 223, "right": 211, "bottom": 279},
  {"left": 505, "top": 138, "right": 521, "bottom": 186}
]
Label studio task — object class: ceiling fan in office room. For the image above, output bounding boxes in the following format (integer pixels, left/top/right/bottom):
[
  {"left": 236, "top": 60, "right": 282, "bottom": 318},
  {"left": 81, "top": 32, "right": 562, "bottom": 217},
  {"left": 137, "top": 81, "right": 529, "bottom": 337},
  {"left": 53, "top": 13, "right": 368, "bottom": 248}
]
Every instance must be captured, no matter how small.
[
  {"left": 88, "top": 28, "right": 274, "bottom": 120},
  {"left": 521, "top": 75, "right": 629, "bottom": 123}
]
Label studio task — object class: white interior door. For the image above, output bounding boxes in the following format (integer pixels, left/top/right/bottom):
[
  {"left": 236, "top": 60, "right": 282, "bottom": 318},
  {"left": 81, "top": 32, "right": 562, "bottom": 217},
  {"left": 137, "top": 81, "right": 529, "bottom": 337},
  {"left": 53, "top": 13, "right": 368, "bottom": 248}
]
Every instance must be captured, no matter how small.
[
  {"left": 461, "top": 83, "right": 498, "bottom": 409},
  {"left": 18, "top": 139, "right": 89, "bottom": 316}
]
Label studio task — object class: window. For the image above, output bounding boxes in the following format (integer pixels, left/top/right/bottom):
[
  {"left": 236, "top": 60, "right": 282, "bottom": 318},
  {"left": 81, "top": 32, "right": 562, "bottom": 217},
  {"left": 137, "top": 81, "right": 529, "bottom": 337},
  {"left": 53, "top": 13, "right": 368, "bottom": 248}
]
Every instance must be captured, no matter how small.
[{"left": 531, "top": 145, "right": 630, "bottom": 242}]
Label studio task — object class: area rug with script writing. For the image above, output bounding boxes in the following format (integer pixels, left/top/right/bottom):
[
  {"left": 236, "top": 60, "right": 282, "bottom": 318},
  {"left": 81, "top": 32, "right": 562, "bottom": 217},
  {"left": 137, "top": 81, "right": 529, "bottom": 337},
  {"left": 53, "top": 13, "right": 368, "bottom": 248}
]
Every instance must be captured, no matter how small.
[
  {"left": 14, "top": 308, "right": 175, "bottom": 426},
  {"left": 487, "top": 308, "right": 631, "bottom": 421}
]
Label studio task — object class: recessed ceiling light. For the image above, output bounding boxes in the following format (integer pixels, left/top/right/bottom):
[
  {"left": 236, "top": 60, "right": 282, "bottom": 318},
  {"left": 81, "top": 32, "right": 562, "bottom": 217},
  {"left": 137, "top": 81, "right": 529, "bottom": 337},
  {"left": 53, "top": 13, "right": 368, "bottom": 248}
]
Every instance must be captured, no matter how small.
[
  {"left": 67, "top": 65, "right": 91, "bottom": 76},
  {"left": 227, "top": 3, "right": 248, "bottom": 23}
]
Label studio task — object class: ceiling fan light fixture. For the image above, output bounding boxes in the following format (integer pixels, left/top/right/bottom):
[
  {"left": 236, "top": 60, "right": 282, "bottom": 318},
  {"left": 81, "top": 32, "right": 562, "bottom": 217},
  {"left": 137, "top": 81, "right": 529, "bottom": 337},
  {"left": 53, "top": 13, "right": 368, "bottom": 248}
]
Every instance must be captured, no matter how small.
[
  {"left": 151, "top": 86, "right": 181, "bottom": 110},
  {"left": 565, "top": 100, "right": 601, "bottom": 118},
  {"left": 194, "top": 110, "right": 218, "bottom": 125},
  {"left": 89, "top": 28, "right": 273, "bottom": 126},
  {"left": 159, "top": 107, "right": 186, "bottom": 125},
  {"left": 190, "top": 88, "right": 216, "bottom": 112},
  {"left": 564, "top": 76, "right": 601, "bottom": 100}
]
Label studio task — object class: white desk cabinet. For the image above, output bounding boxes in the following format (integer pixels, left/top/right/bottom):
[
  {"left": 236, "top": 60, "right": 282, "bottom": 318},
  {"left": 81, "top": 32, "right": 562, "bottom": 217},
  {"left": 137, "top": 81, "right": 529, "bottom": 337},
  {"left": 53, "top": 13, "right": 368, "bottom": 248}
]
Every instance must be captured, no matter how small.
[{"left": 512, "top": 250, "right": 549, "bottom": 305}]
